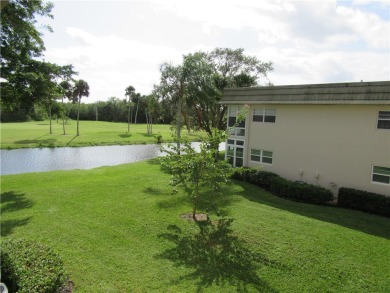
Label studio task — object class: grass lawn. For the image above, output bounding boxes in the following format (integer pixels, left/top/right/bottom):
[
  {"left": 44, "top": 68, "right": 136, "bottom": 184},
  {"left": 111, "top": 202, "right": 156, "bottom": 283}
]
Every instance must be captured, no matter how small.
[
  {"left": 0, "top": 120, "right": 206, "bottom": 149},
  {"left": 1, "top": 160, "right": 389, "bottom": 292}
]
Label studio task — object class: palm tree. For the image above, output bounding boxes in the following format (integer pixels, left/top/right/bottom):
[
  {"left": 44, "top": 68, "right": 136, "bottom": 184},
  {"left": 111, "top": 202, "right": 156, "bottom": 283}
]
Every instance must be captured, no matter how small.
[
  {"left": 73, "top": 79, "right": 90, "bottom": 136},
  {"left": 124, "top": 85, "right": 135, "bottom": 133},
  {"left": 132, "top": 93, "right": 141, "bottom": 125},
  {"left": 59, "top": 80, "right": 73, "bottom": 135}
]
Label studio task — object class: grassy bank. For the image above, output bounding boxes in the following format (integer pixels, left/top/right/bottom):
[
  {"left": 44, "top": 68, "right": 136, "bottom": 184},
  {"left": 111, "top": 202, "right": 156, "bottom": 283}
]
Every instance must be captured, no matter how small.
[
  {"left": 0, "top": 120, "right": 206, "bottom": 149},
  {"left": 1, "top": 161, "right": 389, "bottom": 292}
]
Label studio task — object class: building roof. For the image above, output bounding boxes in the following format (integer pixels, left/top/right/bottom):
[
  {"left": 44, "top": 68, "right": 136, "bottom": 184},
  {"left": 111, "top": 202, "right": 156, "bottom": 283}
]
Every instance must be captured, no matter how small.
[{"left": 220, "top": 81, "right": 390, "bottom": 105}]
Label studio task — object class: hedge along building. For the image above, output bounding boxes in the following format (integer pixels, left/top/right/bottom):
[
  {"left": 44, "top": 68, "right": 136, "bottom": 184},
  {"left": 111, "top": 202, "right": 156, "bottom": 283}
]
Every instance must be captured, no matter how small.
[{"left": 220, "top": 81, "right": 390, "bottom": 196}]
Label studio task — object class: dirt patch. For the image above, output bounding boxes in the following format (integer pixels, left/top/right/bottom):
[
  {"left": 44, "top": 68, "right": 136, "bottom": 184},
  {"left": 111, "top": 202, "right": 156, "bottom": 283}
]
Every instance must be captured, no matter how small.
[{"left": 180, "top": 213, "right": 208, "bottom": 222}]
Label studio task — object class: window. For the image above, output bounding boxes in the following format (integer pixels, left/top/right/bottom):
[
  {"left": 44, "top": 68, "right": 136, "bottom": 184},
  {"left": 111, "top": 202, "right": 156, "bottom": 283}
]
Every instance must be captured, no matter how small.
[
  {"left": 253, "top": 108, "right": 276, "bottom": 123},
  {"left": 377, "top": 111, "right": 390, "bottom": 129},
  {"left": 250, "top": 149, "right": 273, "bottom": 165},
  {"left": 372, "top": 166, "right": 390, "bottom": 184},
  {"left": 226, "top": 139, "right": 244, "bottom": 167},
  {"left": 228, "top": 105, "right": 246, "bottom": 137}
]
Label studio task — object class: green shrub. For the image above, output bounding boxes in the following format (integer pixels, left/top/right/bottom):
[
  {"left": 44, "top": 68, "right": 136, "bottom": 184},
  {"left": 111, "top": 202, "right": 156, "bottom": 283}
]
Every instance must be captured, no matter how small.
[
  {"left": 155, "top": 134, "right": 163, "bottom": 144},
  {"left": 1, "top": 238, "right": 68, "bottom": 293},
  {"left": 232, "top": 167, "right": 280, "bottom": 190},
  {"left": 232, "top": 167, "right": 333, "bottom": 204},
  {"left": 231, "top": 167, "right": 254, "bottom": 181},
  {"left": 270, "top": 177, "right": 334, "bottom": 204},
  {"left": 338, "top": 187, "right": 390, "bottom": 217}
]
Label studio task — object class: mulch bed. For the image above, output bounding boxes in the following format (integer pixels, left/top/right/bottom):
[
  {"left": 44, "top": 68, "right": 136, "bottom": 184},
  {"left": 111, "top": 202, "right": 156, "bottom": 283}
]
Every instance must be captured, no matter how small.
[{"left": 180, "top": 213, "right": 208, "bottom": 222}]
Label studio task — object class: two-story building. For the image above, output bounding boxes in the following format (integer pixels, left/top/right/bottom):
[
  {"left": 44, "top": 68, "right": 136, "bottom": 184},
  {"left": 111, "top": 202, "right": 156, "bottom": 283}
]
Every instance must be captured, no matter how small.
[{"left": 220, "top": 81, "right": 390, "bottom": 196}]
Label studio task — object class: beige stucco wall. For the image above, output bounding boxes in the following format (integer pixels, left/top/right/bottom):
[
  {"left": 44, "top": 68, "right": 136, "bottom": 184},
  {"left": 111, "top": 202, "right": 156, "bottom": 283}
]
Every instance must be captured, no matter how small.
[{"left": 244, "top": 104, "right": 390, "bottom": 196}]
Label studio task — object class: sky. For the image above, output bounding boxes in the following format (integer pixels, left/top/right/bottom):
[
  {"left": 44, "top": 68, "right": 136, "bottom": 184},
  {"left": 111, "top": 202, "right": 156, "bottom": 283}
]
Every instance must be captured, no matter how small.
[{"left": 38, "top": 0, "right": 390, "bottom": 103}]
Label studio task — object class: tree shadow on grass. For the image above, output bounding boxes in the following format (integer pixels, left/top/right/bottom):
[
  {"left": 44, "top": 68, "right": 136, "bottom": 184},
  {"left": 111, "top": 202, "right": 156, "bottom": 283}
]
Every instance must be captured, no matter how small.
[
  {"left": 1, "top": 191, "right": 34, "bottom": 213},
  {"left": 119, "top": 133, "right": 132, "bottom": 138},
  {"left": 156, "top": 218, "right": 279, "bottom": 292},
  {"left": 1, "top": 217, "right": 33, "bottom": 236},
  {"left": 0, "top": 191, "right": 34, "bottom": 236},
  {"left": 66, "top": 136, "right": 78, "bottom": 146},
  {"left": 235, "top": 181, "right": 390, "bottom": 240},
  {"left": 14, "top": 138, "right": 56, "bottom": 146},
  {"left": 137, "top": 132, "right": 154, "bottom": 138}
]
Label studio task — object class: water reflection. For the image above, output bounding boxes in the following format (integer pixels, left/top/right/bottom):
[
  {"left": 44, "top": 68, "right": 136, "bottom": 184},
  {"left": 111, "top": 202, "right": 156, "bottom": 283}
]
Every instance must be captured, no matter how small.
[{"left": 0, "top": 143, "right": 225, "bottom": 175}]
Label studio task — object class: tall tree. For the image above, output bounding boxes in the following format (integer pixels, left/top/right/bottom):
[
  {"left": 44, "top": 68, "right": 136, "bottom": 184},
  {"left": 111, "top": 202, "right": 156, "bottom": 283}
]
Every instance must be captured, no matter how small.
[
  {"left": 59, "top": 80, "right": 73, "bottom": 135},
  {"left": 144, "top": 93, "right": 160, "bottom": 134},
  {"left": 161, "top": 132, "right": 233, "bottom": 220},
  {"left": 26, "top": 61, "right": 68, "bottom": 134},
  {"left": 156, "top": 62, "right": 186, "bottom": 150},
  {"left": 132, "top": 93, "right": 142, "bottom": 124},
  {"left": 158, "top": 48, "right": 273, "bottom": 136},
  {"left": 73, "top": 79, "right": 90, "bottom": 136},
  {"left": 187, "top": 48, "right": 273, "bottom": 134},
  {"left": 0, "top": 0, "right": 74, "bottom": 113},
  {"left": 124, "top": 85, "right": 135, "bottom": 133}
]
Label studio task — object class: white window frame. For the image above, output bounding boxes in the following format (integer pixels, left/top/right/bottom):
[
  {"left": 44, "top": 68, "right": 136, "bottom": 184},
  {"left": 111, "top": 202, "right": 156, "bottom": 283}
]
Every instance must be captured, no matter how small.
[
  {"left": 377, "top": 111, "right": 390, "bottom": 130},
  {"left": 226, "top": 139, "right": 245, "bottom": 167},
  {"left": 228, "top": 105, "right": 246, "bottom": 137},
  {"left": 253, "top": 108, "right": 276, "bottom": 123},
  {"left": 250, "top": 149, "right": 273, "bottom": 165},
  {"left": 371, "top": 165, "right": 390, "bottom": 185}
]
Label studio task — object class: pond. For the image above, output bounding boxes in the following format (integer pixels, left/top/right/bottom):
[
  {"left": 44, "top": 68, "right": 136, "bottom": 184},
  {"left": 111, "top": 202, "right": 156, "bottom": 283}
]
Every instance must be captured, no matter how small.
[{"left": 0, "top": 143, "right": 225, "bottom": 175}]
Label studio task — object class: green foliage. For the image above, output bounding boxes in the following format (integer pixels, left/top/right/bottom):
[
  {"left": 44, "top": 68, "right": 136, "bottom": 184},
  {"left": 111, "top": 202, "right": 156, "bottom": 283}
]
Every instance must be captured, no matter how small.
[
  {"left": 1, "top": 1, "right": 76, "bottom": 112},
  {"left": 232, "top": 167, "right": 280, "bottom": 190},
  {"left": 144, "top": 93, "right": 161, "bottom": 134},
  {"left": 1, "top": 238, "right": 68, "bottom": 293},
  {"left": 270, "top": 176, "right": 334, "bottom": 204},
  {"left": 72, "top": 79, "right": 90, "bottom": 103},
  {"left": 124, "top": 85, "right": 135, "bottom": 98},
  {"left": 157, "top": 48, "right": 273, "bottom": 136},
  {"left": 232, "top": 167, "right": 333, "bottom": 204},
  {"left": 155, "top": 134, "right": 163, "bottom": 144},
  {"left": 0, "top": 107, "right": 31, "bottom": 122},
  {"left": 0, "top": 0, "right": 53, "bottom": 57},
  {"left": 2, "top": 161, "right": 390, "bottom": 292},
  {"left": 338, "top": 187, "right": 390, "bottom": 217},
  {"left": 72, "top": 79, "right": 90, "bottom": 136},
  {"left": 161, "top": 132, "right": 233, "bottom": 218}
]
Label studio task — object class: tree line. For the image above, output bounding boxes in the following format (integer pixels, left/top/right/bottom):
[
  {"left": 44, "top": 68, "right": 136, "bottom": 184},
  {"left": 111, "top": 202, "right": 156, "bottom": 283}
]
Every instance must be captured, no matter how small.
[{"left": 1, "top": 0, "right": 274, "bottom": 137}]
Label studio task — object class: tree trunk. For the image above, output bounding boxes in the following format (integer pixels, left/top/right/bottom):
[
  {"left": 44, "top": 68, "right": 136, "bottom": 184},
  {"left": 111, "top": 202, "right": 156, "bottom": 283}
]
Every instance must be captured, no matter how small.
[
  {"left": 49, "top": 107, "right": 52, "bottom": 134},
  {"left": 77, "top": 97, "right": 80, "bottom": 136},
  {"left": 218, "top": 105, "right": 228, "bottom": 130},
  {"left": 195, "top": 106, "right": 204, "bottom": 130},
  {"left": 176, "top": 97, "right": 182, "bottom": 154},
  {"left": 62, "top": 97, "right": 66, "bottom": 135},
  {"left": 135, "top": 102, "right": 139, "bottom": 124},
  {"left": 145, "top": 113, "right": 149, "bottom": 134},
  {"left": 146, "top": 113, "right": 153, "bottom": 134},
  {"left": 182, "top": 109, "right": 190, "bottom": 132},
  {"left": 192, "top": 195, "right": 198, "bottom": 221},
  {"left": 192, "top": 187, "right": 199, "bottom": 221},
  {"left": 127, "top": 103, "right": 131, "bottom": 133}
]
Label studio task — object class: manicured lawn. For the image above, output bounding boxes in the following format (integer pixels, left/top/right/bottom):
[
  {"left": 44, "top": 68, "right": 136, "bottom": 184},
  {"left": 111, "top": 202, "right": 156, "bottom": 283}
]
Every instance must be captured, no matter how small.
[
  {"left": 1, "top": 161, "right": 389, "bottom": 292},
  {"left": 0, "top": 120, "right": 206, "bottom": 149}
]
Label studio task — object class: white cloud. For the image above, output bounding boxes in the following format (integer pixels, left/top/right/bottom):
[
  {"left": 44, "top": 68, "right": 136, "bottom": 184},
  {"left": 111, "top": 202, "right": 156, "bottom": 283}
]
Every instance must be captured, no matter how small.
[
  {"left": 254, "top": 47, "right": 390, "bottom": 85},
  {"left": 336, "top": 5, "right": 390, "bottom": 48},
  {"left": 41, "top": 0, "right": 389, "bottom": 102},
  {"left": 45, "top": 27, "right": 184, "bottom": 101}
]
